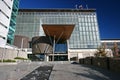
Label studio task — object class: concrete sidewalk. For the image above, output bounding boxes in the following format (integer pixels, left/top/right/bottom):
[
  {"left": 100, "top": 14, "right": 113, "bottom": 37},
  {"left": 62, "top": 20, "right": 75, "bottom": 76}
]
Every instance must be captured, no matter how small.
[
  {"left": 49, "top": 63, "right": 120, "bottom": 80},
  {"left": 0, "top": 62, "right": 42, "bottom": 80},
  {"left": 0, "top": 62, "right": 120, "bottom": 80}
]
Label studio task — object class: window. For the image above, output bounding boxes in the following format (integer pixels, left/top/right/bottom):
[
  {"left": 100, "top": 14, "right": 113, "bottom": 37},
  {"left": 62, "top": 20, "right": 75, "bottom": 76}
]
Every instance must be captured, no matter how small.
[
  {"left": 0, "top": 22, "right": 7, "bottom": 28},
  {"left": 2, "top": 0, "right": 11, "bottom": 9},
  {"left": 0, "top": 9, "right": 9, "bottom": 19},
  {"left": 0, "top": 35, "right": 5, "bottom": 40}
]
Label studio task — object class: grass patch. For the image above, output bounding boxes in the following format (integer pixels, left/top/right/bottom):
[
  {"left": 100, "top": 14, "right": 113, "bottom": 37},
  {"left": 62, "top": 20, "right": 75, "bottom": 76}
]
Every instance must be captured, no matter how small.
[
  {"left": 0, "top": 59, "right": 16, "bottom": 62},
  {"left": 14, "top": 57, "right": 28, "bottom": 60}
]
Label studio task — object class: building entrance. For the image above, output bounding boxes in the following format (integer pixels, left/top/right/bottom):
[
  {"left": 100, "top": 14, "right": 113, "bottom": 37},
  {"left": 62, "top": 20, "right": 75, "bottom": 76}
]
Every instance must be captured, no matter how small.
[
  {"left": 49, "top": 55, "right": 68, "bottom": 61},
  {"left": 31, "top": 24, "right": 74, "bottom": 61}
]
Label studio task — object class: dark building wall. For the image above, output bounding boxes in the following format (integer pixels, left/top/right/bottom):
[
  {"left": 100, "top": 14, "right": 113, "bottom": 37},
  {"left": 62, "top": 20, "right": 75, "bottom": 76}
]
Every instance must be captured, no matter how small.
[
  {"left": 32, "top": 36, "right": 53, "bottom": 54},
  {"left": 13, "top": 35, "right": 29, "bottom": 48}
]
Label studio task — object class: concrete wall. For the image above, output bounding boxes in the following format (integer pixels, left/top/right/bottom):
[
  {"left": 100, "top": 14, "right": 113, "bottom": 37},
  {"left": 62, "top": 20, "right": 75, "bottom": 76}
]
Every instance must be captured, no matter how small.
[
  {"left": 92, "top": 57, "right": 109, "bottom": 69},
  {"left": 79, "top": 57, "right": 120, "bottom": 73},
  {"left": 14, "top": 35, "right": 29, "bottom": 48},
  {"left": 84, "top": 57, "right": 93, "bottom": 65},
  {"left": 0, "top": 47, "right": 28, "bottom": 60},
  {"left": 69, "top": 49, "right": 113, "bottom": 60},
  {"left": 109, "top": 58, "right": 120, "bottom": 72}
]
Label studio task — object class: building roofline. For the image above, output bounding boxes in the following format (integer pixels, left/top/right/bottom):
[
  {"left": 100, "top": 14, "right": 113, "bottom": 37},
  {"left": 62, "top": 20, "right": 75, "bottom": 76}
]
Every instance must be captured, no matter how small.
[
  {"left": 101, "top": 39, "right": 120, "bottom": 40},
  {"left": 18, "top": 8, "right": 96, "bottom": 12}
]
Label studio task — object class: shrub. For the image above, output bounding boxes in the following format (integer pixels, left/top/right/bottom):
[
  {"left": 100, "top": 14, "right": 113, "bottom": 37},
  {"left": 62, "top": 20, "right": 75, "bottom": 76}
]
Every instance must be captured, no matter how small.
[
  {"left": 14, "top": 57, "right": 28, "bottom": 60},
  {"left": 0, "top": 59, "right": 16, "bottom": 62},
  {"left": 95, "top": 46, "right": 107, "bottom": 57},
  {"left": 70, "top": 57, "right": 77, "bottom": 61}
]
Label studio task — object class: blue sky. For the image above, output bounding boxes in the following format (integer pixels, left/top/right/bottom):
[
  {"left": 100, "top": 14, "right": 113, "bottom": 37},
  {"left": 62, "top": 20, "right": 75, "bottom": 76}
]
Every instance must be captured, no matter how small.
[{"left": 19, "top": 0, "right": 120, "bottom": 39}]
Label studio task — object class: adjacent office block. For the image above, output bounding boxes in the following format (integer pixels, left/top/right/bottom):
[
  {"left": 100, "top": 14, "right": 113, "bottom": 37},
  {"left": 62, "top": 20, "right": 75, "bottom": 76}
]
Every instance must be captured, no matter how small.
[
  {"left": 101, "top": 39, "right": 120, "bottom": 49},
  {"left": 0, "top": 0, "right": 14, "bottom": 47},
  {"left": 0, "top": 0, "right": 19, "bottom": 47},
  {"left": 7, "top": 0, "right": 19, "bottom": 45}
]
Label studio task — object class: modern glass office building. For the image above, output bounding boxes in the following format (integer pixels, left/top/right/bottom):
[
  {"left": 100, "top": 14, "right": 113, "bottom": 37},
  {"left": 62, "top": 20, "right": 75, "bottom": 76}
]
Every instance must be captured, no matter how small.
[
  {"left": 15, "top": 9, "right": 101, "bottom": 61},
  {"left": 16, "top": 9, "right": 100, "bottom": 48}
]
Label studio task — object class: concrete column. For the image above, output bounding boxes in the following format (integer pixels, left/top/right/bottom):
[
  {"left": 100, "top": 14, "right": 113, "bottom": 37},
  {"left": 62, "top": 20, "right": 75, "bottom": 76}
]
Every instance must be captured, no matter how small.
[
  {"left": 46, "top": 55, "right": 49, "bottom": 62},
  {"left": 67, "top": 40, "right": 70, "bottom": 61},
  {"left": 52, "top": 36, "right": 55, "bottom": 61}
]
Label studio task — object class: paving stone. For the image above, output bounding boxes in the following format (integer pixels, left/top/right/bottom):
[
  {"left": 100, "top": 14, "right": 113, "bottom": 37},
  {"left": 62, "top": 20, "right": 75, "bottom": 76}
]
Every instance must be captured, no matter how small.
[
  {"left": 49, "top": 63, "right": 120, "bottom": 80},
  {"left": 0, "top": 62, "right": 120, "bottom": 80},
  {"left": 20, "top": 65, "right": 53, "bottom": 80}
]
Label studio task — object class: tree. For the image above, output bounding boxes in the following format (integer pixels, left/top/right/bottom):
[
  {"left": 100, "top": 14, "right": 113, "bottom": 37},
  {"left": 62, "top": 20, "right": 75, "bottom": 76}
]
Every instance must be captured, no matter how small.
[
  {"left": 94, "top": 46, "right": 107, "bottom": 57},
  {"left": 112, "top": 42, "right": 120, "bottom": 57}
]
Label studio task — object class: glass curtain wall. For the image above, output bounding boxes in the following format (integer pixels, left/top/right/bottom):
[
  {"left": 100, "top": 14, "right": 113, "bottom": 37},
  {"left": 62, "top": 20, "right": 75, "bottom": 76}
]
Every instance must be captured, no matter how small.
[{"left": 16, "top": 10, "right": 101, "bottom": 49}]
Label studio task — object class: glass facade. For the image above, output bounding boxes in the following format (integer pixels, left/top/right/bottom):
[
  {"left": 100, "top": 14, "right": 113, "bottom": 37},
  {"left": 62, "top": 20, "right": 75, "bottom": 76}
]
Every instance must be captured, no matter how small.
[
  {"left": 7, "top": 0, "right": 19, "bottom": 44},
  {"left": 101, "top": 41, "right": 120, "bottom": 49},
  {"left": 55, "top": 43, "right": 67, "bottom": 53},
  {"left": 15, "top": 9, "right": 101, "bottom": 49}
]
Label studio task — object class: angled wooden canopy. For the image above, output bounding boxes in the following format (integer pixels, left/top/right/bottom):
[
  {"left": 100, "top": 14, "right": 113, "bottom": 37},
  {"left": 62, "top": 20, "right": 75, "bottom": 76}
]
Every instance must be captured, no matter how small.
[{"left": 42, "top": 24, "right": 75, "bottom": 42}]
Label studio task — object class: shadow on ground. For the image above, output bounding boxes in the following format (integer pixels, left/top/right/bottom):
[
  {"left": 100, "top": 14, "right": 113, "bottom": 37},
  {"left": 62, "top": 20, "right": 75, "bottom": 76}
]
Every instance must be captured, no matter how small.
[{"left": 73, "top": 64, "right": 120, "bottom": 80}]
